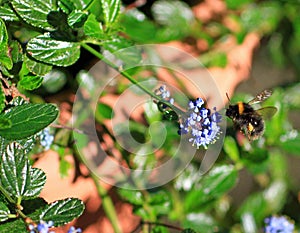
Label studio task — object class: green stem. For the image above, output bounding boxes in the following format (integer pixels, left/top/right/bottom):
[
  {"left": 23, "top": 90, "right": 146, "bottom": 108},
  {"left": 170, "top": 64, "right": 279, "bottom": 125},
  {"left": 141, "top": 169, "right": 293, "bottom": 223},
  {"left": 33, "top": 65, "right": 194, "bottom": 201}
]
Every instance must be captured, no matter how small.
[
  {"left": 81, "top": 43, "right": 185, "bottom": 115},
  {"left": 0, "top": 185, "right": 28, "bottom": 219},
  {"left": 0, "top": 184, "right": 15, "bottom": 204},
  {"left": 73, "top": 148, "right": 122, "bottom": 233}
]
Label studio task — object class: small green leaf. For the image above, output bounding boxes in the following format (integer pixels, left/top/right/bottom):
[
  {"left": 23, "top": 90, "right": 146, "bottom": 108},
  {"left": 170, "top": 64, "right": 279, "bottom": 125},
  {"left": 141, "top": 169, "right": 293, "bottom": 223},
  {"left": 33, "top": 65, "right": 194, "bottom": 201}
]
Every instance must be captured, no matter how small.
[
  {"left": 280, "top": 135, "right": 300, "bottom": 156},
  {"left": 83, "top": 14, "right": 106, "bottom": 40},
  {"left": 39, "top": 198, "right": 85, "bottom": 226},
  {"left": 223, "top": 136, "right": 240, "bottom": 162},
  {"left": 24, "top": 55, "right": 52, "bottom": 76},
  {"left": 0, "top": 103, "right": 58, "bottom": 140},
  {"left": 27, "top": 33, "right": 80, "bottom": 67},
  {"left": 0, "top": 143, "right": 31, "bottom": 199},
  {"left": 0, "top": 118, "right": 12, "bottom": 129},
  {"left": 19, "top": 75, "right": 43, "bottom": 90},
  {"left": 95, "top": 103, "right": 114, "bottom": 122},
  {"left": 151, "top": 0, "right": 194, "bottom": 40},
  {"left": 11, "top": 0, "right": 55, "bottom": 30},
  {"left": 10, "top": 41, "right": 23, "bottom": 64},
  {"left": 118, "top": 189, "right": 144, "bottom": 205},
  {"left": 42, "top": 69, "right": 67, "bottom": 93},
  {"left": 101, "top": 0, "right": 121, "bottom": 26},
  {"left": 0, "top": 202, "right": 10, "bottom": 222},
  {"left": 68, "top": 10, "right": 88, "bottom": 28},
  {"left": 121, "top": 10, "right": 158, "bottom": 43},
  {"left": 0, "top": 18, "right": 12, "bottom": 69},
  {"left": 184, "top": 165, "right": 238, "bottom": 212},
  {"left": 0, "top": 4, "right": 19, "bottom": 21},
  {"left": 0, "top": 83, "right": 5, "bottom": 113},
  {"left": 152, "top": 0, "right": 194, "bottom": 27}
]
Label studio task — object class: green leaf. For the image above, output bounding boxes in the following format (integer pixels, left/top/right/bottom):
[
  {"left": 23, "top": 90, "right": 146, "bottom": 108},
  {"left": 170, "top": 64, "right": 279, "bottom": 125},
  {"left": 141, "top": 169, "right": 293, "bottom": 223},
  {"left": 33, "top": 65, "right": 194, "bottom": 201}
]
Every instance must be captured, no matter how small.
[
  {"left": 39, "top": 198, "right": 85, "bottom": 226},
  {"left": 183, "top": 213, "right": 216, "bottom": 233},
  {"left": 83, "top": 14, "right": 106, "bottom": 40},
  {"left": 184, "top": 165, "right": 238, "bottom": 212},
  {"left": 102, "top": 37, "right": 142, "bottom": 68},
  {"left": 279, "top": 135, "right": 300, "bottom": 156},
  {"left": 152, "top": 0, "right": 194, "bottom": 27},
  {"left": 68, "top": 10, "right": 88, "bottom": 28},
  {"left": 0, "top": 83, "right": 5, "bottom": 113},
  {"left": 0, "top": 18, "right": 13, "bottom": 69},
  {"left": 26, "top": 33, "right": 80, "bottom": 67},
  {"left": 0, "top": 4, "right": 19, "bottom": 21},
  {"left": 118, "top": 189, "right": 144, "bottom": 205},
  {"left": 182, "top": 229, "right": 197, "bottom": 233},
  {"left": 151, "top": 0, "right": 194, "bottom": 39},
  {"left": 42, "top": 69, "right": 68, "bottom": 93},
  {"left": 0, "top": 103, "right": 58, "bottom": 140},
  {"left": 0, "top": 202, "right": 10, "bottom": 222},
  {"left": 120, "top": 10, "right": 158, "bottom": 43},
  {"left": 58, "top": 0, "right": 92, "bottom": 12},
  {"left": 95, "top": 103, "right": 114, "bottom": 122},
  {"left": 101, "top": 0, "right": 121, "bottom": 26},
  {"left": 0, "top": 143, "right": 31, "bottom": 199},
  {"left": 24, "top": 55, "right": 52, "bottom": 76},
  {"left": 27, "top": 168, "right": 46, "bottom": 198},
  {"left": 10, "top": 41, "right": 23, "bottom": 64},
  {"left": 0, "top": 142, "right": 45, "bottom": 200},
  {"left": 11, "top": 0, "right": 55, "bottom": 30},
  {"left": 19, "top": 75, "right": 43, "bottom": 91},
  {"left": 0, "top": 218, "right": 28, "bottom": 233},
  {"left": 223, "top": 136, "right": 240, "bottom": 163},
  {"left": 0, "top": 118, "right": 12, "bottom": 129}
]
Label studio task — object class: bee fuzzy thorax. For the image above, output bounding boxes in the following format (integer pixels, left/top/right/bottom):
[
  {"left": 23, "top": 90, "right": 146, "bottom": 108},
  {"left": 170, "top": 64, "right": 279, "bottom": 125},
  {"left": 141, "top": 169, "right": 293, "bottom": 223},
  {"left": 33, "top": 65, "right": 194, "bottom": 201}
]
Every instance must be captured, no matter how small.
[{"left": 225, "top": 89, "right": 277, "bottom": 141}]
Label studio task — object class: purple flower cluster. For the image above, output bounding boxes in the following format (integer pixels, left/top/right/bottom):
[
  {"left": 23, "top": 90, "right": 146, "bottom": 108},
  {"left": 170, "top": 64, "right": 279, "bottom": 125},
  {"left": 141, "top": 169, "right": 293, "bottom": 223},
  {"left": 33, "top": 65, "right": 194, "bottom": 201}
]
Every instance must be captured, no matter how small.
[
  {"left": 264, "top": 216, "right": 295, "bottom": 233},
  {"left": 154, "top": 85, "right": 174, "bottom": 105},
  {"left": 28, "top": 220, "right": 82, "bottom": 233},
  {"left": 28, "top": 221, "right": 54, "bottom": 233},
  {"left": 39, "top": 128, "right": 54, "bottom": 150},
  {"left": 178, "top": 98, "right": 222, "bottom": 149}
]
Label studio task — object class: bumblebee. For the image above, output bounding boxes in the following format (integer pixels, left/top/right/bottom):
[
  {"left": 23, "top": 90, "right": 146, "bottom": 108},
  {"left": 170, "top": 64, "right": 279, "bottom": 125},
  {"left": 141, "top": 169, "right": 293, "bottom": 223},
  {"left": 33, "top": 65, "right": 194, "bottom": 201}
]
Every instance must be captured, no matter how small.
[{"left": 225, "top": 89, "right": 277, "bottom": 141}]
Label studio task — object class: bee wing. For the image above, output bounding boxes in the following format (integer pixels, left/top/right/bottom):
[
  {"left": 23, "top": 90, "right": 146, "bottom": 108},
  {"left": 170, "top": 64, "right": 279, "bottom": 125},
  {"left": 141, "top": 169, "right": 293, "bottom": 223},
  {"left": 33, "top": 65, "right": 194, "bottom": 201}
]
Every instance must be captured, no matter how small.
[
  {"left": 248, "top": 89, "right": 273, "bottom": 105},
  {"left": 256, "top": 106, "right": 277, "bottom": 119}
]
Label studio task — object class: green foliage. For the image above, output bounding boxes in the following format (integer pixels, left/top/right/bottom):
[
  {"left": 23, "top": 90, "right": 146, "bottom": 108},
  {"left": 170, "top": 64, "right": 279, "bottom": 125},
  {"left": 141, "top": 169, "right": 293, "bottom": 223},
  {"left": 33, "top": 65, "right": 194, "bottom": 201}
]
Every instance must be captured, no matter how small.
[{"left": 0, "top": 103, "right": 58, "bottom": 140}]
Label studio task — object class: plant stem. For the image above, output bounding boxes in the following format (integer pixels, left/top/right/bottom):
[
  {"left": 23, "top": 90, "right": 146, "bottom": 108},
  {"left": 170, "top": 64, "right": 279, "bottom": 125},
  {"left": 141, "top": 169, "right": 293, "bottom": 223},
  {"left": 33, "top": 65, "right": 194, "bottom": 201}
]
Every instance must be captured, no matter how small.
[
  {"left": 0, "top": 184, "right": 15, "bottom": 204},
  {"left": 73, "top": 147, "right": 122, "bottom": 233},
  {"left": 81, "top": 43, "right": 185, "bottom": 115}
]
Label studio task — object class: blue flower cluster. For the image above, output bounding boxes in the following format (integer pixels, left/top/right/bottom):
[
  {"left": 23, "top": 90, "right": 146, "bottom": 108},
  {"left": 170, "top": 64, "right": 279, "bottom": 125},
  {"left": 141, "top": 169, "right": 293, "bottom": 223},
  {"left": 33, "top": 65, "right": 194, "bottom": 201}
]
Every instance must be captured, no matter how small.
[
  {"left": 264, "top": 216, "right": 295, "bottom": 233},
  {"left": 67, "top": 226, "right": 82, "bottom": 233},
  {"left": 154, "top": 85, "right": 174, "bottom": 105},
  {"left": 28, "top": 221, "right": 54, "bottom": 233},
  {"left": 28, "top": 220, "right": 82, "bottom": 233},
  {"left": 40, "top": 128, "right": 54, "bottom": 150},
  {"left": 178, "top": 98, "right": 222, "bottom": 149}
]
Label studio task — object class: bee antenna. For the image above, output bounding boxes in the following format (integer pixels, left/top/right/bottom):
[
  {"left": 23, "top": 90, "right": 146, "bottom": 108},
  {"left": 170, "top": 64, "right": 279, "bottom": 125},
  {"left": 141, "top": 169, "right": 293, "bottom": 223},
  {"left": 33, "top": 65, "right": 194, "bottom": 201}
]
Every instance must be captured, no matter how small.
[{"left": 226, "top": 93, "right": 231, "bottom": 103}]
